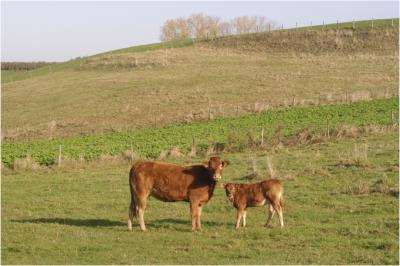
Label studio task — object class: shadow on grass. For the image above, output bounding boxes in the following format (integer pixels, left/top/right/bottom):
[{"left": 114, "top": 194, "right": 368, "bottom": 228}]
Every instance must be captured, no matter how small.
[
  {"left": 12, "top": 218, "right": 125, "bottom": 227},
  {"left": 153, "top": 218, "right": 223, "bottom": 226},
  {"left": 137, "top": 218, "right": 225, "bottom": 232}
]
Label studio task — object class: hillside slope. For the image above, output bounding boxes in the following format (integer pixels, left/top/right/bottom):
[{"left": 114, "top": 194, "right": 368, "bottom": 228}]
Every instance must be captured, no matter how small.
[{"left": 2, "top": 20, "right": 398, "bottom": 142}]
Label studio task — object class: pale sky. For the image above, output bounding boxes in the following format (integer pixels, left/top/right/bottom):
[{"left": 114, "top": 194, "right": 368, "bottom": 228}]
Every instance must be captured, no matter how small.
[{"left": 1, "top": 1, "right": 398, "bottom": 62}]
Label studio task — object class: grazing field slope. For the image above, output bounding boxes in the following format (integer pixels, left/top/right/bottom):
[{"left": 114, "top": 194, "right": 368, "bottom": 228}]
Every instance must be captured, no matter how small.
[
  {"left": 2, "top": 132, "right": 398, "bottom": 264},
  {"left": 2, "top": 19, "right": 398, "bottom": 141}
]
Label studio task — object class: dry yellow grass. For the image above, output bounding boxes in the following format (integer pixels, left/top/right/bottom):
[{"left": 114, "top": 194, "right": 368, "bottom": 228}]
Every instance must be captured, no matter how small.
[{"left": 2, "top": 28, "right": 398, "bottom": 141}]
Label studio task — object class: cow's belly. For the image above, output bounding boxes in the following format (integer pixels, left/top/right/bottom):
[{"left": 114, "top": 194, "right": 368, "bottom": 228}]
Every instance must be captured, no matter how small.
[
  {"left": 248, "top": 198, "right": 267, "bottom": 207},
  {"left": 150, "top": 187, "right": 188, "bottom": 202}
]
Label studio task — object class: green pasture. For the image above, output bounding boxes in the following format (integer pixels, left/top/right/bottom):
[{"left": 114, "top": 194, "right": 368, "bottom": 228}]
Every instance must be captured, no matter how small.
[{"left": 2, "top": 132, "right": 398, "bottom": 264}]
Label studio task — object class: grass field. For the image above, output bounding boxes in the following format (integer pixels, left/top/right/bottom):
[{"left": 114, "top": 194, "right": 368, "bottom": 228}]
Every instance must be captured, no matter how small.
[
  {"left": 2, "top": 132, "right": 398, "bottom": 264},
  {"left": 2, "top": 20, "right": 398, "bottom": 141}
]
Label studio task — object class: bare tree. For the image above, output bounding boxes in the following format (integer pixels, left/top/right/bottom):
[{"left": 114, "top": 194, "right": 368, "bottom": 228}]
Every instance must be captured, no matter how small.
[
  {"left": 231, "top": 16, "right": 257, "bottom": 34},
  {"left": 160, "top": 14, "right": 276, "bottom": 41},
  {"left": 218, "top": 21, "right": 232, "bottom": 36},
  {"left": 176, "top": 17, "right": 191, "bottom": 39},
  {"left": 160, "top": 19, "right": 178, "bottom": 41}
]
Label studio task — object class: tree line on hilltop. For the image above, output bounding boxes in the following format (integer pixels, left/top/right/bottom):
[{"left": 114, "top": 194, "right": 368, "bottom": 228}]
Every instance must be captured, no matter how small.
[
  {"left": 160, "top": 13, "right": 277, "bottom": 41},
  {"left": 1, "top": 61, "right": 55, "bottom": 71}
]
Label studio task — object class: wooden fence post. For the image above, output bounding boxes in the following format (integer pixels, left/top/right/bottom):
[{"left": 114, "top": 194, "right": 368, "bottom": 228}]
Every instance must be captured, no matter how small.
[
  {"left": 130, "top": 142, "right": 134, "bottom": 163},
  {"left": 58, "top": 145, "right": 62, "bottom": 167},
  {"left": 261, "top": 128, "right": 264, "bottom": 146},
  {"left": 391, "top": 110, "right": 394, "bottom": 127},
  {"left": 326, "top": 119, "right": 330, "bottom": 139},
  {"left": 164, "top": 49, "right": 168, "bottom": 66}
]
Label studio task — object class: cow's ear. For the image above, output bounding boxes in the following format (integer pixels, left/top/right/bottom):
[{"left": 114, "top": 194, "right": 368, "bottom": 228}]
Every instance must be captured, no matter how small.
[
  {"left": 203, "top": 160, "right": 209, "bottom": 168},
  {"left": 222, "top": 160, "right": 230, "bottom": 168}
]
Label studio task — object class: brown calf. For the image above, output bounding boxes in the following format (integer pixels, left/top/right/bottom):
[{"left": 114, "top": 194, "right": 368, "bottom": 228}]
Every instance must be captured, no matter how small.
[
  {"left": 128, "top": 156, "right": 229, "bottom": 231},
  {"left": 224, "top": 179, "right": 284, "bottom": 229}
]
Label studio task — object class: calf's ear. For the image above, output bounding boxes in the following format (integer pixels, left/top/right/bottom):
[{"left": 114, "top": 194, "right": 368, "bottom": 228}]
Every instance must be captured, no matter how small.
[
  {"left": 222, "top": 160, "right": 230, "bottom": 168},
  {"left": 203, "top": 160, "right": 209, "bottom": 168}
]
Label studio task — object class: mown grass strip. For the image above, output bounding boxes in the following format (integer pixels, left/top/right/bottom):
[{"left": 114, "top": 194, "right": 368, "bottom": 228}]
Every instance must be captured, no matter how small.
[{"left": 2, "top": 97, "right": 398, "bottom": 166}]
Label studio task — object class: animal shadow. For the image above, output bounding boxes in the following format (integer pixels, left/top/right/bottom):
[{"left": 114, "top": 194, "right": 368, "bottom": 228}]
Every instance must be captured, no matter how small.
[
  {"left": 12, "top": 217, "right": 125, "bottom": 227},
  {"left": 144, "top": 218, "right": 224, "bottom": 231}
]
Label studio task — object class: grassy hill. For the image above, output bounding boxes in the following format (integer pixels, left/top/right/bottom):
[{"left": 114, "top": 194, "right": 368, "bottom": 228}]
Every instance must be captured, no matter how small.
[{"left": 1, "top": 19, "right": 398, "bottom": 142}]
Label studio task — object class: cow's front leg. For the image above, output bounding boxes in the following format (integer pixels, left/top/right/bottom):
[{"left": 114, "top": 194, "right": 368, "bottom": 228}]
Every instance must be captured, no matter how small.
[
  {"left": 190, "top": 201, "right": 200, "bottom": 231},
  {"left": 196, "top": 203, "right": 203, "bottom": 231}
]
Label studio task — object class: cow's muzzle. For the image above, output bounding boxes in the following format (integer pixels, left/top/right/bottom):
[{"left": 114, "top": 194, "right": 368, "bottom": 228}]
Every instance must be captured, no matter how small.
[{"left": 213, "top": 175, "right": 222, "bottom": 181}]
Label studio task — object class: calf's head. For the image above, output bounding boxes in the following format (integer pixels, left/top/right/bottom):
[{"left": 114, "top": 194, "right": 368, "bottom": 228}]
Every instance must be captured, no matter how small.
[
  {"left": 203, "top": 156, "right": 229, "bottom": 181},
  {"left": 224, "top": 183, "right": 236, "bottom": 202}
]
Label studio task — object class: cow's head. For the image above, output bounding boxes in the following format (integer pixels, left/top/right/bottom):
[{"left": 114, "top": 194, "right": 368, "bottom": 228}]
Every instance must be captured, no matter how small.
[
  {"left": 224, "top": 183, "right": 236, "bottom": 202},
  {"left": 203, "top": 156, "right": 229, "bottom": 181}
]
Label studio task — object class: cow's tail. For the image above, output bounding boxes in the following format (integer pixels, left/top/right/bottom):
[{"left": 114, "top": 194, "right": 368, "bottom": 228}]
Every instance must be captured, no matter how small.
[{"left": 128, "top": 165, "right": 138, "bottom": 231}]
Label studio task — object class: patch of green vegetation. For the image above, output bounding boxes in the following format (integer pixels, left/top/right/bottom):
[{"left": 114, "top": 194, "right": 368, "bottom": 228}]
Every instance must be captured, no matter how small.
[
  {"left": 100, "top": 38, "right": 198, "bottom": 56},
  {"left": 2, "top": 97, "right": 398, "bottom": 166},
  {"left": 2, "top": 132, "right": 398, "bottom": 264}
]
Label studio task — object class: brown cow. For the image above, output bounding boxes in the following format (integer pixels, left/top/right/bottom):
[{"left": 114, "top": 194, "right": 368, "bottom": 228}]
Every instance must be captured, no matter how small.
[
  {"left": 224, "top": 179, "right": 284, "bottom": 229},
  {"left": 128, "top": 156, "right": 229, "bottom": 231}
]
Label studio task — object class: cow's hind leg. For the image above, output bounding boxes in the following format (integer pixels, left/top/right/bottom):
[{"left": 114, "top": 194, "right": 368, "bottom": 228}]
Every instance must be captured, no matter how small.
[
  {"left": 242, "top": 210, "right": 247, "bottom": 227},
  {"left": 235, "top": 208, "right": 245, "bottom": 229},
  {"left": 128, "top": 199, "right": 136, "bottom": 231},
  {"left": 270, "top": 201, "right": 284, "bottom": 228},
  {"left": 276, "top": 202, "right": 284, "bottom": 228},
  {"left": 136, "top": 194, "right": 148, "bottom": 231},
  {"left": 264, "top": 204, "right": 275, "bottom": 227}
]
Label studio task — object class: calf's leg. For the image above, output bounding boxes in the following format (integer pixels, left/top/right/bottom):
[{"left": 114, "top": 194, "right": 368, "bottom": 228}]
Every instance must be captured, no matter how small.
[
  {"left": 264, "top": 204, "right": 275, "bottom": 227},
  {"left": 242, "top": 210, "right": 247, "bottom": 227},
  {"left": 235, "top": 208, "right": 245, "bottom": 229},
  {"left": 276, "top": 203, "right": 284, "bottom": 228}
]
